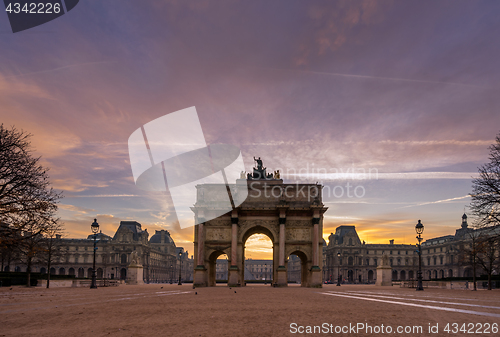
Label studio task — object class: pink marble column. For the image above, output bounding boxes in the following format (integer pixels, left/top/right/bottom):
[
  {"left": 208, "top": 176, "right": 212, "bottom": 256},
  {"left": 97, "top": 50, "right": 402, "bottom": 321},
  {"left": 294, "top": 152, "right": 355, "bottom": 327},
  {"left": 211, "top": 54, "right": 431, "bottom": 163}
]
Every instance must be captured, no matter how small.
[
  {"left": 231, "top": 222, "right": 237, "bottom": 266},
  {"left": 279, "top": 222, "right": 285, "bottom": 266},
  {"left": 197, "top": 222, "right": 204, "bottom": 266},
  {"left": 313, "top": 222, "right": 319, "bottom": 266}
]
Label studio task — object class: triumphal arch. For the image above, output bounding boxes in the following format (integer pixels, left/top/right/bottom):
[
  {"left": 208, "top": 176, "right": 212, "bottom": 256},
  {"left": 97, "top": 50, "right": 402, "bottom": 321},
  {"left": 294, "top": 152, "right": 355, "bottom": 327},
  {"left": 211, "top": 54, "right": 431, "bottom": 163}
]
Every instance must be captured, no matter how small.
[{"left": 192, "top": 158, "right": 327, "bottom": 287}]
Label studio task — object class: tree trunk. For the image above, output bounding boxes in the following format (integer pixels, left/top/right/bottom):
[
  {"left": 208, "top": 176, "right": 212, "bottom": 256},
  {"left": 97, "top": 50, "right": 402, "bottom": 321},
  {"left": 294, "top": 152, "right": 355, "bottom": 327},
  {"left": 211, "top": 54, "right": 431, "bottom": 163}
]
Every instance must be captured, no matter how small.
[
  {"left": 472, "top": 255, "right": 477, "bottom": 291},
  {"left": 26, "top": 257, "right": 32, "bottom": 287},
  {"left": 46, "top": 254, "right": 51, "bottom": 289}
]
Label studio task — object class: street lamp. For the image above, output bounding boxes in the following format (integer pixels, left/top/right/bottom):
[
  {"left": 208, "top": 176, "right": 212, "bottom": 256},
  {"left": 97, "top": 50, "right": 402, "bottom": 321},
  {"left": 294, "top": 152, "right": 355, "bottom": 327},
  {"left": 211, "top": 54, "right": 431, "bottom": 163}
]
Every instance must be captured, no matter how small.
[
  {"left": 90, "top": 218, "right": 99, "bottom": 289},
  {"left": 178, "top": 251, "right": 182, "bottom": 285},
  {"left": 170, "top": 264, "right": 173, "bottom": 284},
  {"left": 415, "top": 220, "right": 424, "bottom": 291},
  {"left": 336, "top": 251, "right": 341, "bottom": 286}
]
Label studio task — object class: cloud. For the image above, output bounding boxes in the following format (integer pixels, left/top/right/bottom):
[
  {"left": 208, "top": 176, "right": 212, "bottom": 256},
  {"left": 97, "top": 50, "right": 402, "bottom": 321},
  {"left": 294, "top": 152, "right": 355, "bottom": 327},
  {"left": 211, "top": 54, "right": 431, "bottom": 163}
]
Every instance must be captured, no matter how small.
[
  {"left": 288, "top": 171, "right": 478, "bottom": 181},
  {"left": 399, "top": 195, "right": 471, "bottom": 209}
]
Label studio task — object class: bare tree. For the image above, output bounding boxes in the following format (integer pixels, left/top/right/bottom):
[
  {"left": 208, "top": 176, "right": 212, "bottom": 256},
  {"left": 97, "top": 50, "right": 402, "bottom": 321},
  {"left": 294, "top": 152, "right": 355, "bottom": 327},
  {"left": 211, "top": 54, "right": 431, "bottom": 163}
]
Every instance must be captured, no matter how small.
[
  {"left": 470, "top": 133, "right": 500, "bottom": 230},
  {"left": 459, "top": 229, "right": 482, "bottom": 291},
  {"left": 37, "top": 220, "right": 64, "bottom": 288},
  {"left": 0, "top": 125, "right": 62, "bottom": 286},
  {"left": 469, "top": 133, "right": 500, "bottom": 289},
  {"left": 476, "top": 232, "right": 499, "bottom": 290}
]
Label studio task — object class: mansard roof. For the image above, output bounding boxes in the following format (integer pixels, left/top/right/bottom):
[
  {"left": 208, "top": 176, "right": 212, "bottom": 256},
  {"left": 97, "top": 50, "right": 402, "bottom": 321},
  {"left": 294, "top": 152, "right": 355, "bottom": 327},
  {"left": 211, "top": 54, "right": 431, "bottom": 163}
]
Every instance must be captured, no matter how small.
[
  {"left": 149, "top": 230, "right": 175, "bottom": 244},
  {"left": 334, "top": 225, "right": 360, "bottom": 244},
  {"left": 113, "top": 221, "right": 148, "bottom": 241}
]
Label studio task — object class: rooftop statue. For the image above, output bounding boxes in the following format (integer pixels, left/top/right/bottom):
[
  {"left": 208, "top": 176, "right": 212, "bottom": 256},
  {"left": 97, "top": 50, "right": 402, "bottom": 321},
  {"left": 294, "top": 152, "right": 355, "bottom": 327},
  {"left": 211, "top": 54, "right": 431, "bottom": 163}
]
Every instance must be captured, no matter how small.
[{"left": 254, "top": 156, "right": 263, "bottom": 171}]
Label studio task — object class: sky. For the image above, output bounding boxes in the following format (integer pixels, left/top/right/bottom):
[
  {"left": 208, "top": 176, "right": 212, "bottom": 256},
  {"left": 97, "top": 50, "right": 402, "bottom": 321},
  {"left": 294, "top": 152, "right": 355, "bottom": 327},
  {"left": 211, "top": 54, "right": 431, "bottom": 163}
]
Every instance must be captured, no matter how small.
[{"left": 1, "top": 0, "right": 500, "bottom": 259}]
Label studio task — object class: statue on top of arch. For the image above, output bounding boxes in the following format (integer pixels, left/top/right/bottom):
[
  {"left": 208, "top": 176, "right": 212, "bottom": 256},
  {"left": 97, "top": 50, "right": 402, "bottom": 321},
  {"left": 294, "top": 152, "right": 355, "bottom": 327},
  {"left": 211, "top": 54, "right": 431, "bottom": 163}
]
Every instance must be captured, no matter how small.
[{"left": 247, "top": 157, "right": 281, "bottom": 180}]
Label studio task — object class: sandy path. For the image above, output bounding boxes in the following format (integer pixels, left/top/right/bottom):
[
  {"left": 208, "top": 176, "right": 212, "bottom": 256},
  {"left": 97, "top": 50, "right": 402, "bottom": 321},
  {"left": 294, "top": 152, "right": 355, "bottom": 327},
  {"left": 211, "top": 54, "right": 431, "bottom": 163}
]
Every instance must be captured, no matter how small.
[{"left": 1, "top": 284, "right": 499, "bottom": 336}]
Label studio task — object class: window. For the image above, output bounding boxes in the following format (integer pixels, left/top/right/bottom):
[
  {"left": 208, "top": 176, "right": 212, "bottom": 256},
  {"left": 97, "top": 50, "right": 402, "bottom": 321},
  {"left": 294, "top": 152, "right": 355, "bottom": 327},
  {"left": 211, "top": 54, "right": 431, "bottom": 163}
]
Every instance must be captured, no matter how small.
[
  {"left": 440, "top": 256, "right": 443, "bottom": 265},
  {"left": 390, "top": 251, "right": 392, "bottom": 255},
  {"left": 398, "top": 251, "right": 400, "bottom": 255},
  {"left": 349, "top": 238, "right": 353, "bottom": 246},
  {"left": 397, "top": 258, "right": 401, "bottom": 265},
  {"left": 390, "top": 259, "right": 393, "bottom": 266},
  {"left": 406, "top": 251, "right": 408, "bottom": 255},
  {"left": 433, "top": 257, "right": 437, "bottom": 265},
  {"left": 374, "top": 258, "right": 378, "bottom": 266},
  {"left": 366, "top": 259, "right": 369, "bottom": 266}
]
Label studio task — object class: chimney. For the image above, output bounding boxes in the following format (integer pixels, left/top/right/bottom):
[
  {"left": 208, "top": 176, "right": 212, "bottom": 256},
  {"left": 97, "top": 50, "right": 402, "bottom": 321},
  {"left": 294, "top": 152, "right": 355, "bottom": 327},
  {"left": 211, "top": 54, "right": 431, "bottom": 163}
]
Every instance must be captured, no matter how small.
[{"left": 389, "top": 239, "right": 394, "bottom": 245}]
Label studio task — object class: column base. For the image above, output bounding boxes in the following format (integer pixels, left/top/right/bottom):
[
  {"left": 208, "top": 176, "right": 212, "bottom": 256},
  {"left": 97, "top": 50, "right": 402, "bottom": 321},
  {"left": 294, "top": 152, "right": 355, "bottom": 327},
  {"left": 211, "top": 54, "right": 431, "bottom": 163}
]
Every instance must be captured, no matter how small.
[
  {"left": 309, "top": 266, "right": 322, "bottom": 288},
  {"left": 228, "top": 266, "right": 241, "bottom": 287},
  {"left": 276, "top": 266, "right": 288, "bottom": 287},
  {"left": 193, "top": 265, "right": 207, "bottom": 287}
]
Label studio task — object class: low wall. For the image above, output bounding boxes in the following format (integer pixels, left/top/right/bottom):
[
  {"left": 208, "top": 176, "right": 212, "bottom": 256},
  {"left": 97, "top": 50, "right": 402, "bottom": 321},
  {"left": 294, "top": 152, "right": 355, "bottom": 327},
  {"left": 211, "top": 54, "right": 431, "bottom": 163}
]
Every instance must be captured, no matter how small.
[
  {"left": 400, "top": 280, "right": 470, "bottom": 289},
  {"left": 37, "top": 279, "right": 120, "bottom": 288}
]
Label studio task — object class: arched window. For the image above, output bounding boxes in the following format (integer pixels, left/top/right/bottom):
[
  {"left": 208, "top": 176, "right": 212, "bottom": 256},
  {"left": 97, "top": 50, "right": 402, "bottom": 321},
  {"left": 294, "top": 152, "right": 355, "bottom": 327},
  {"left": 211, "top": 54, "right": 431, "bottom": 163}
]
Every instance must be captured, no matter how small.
[{"left": 59, "top": 268, "right": 65, "bottom": 275}]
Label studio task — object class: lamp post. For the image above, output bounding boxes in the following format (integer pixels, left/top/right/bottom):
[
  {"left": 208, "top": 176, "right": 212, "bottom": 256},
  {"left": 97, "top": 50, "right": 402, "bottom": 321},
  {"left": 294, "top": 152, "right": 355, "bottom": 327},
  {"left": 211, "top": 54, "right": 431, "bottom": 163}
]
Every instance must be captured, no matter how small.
[
  {"left": 415, "top": 220, "right": 424, "bottom": 291},
  {"left": 336, "top": 251, "right": 341, "bottom": 286},
  {"left": 90, "top": 219, "right": 99, "bottom": 289},
  {"left": 178, "top": 251, "right": 182, "bottom": 285},
  {"left": 264, "top": 263, "right": 267, "bottom": 284}
]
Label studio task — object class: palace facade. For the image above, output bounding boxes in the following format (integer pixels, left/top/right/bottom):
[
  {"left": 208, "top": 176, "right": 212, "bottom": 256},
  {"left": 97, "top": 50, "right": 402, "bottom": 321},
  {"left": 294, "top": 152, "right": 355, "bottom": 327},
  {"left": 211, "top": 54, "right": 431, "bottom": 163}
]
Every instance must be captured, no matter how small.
[
  {"left": 3, "top": 221, "right": 194, "bottom": 283},
  {"left": 324, "top": 214, "right": 500, "bottom": 283}
]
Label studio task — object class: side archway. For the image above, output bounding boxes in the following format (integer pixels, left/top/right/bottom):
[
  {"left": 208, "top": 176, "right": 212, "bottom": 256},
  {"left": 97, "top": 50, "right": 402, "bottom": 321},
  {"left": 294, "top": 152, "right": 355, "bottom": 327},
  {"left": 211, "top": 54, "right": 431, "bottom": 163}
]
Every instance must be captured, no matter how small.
[
  {"left": 207, "top": 249, "right": 230, "bottom": 287},
  {"left": 287, "top": 250, "right": 310, "bottom": 287}
]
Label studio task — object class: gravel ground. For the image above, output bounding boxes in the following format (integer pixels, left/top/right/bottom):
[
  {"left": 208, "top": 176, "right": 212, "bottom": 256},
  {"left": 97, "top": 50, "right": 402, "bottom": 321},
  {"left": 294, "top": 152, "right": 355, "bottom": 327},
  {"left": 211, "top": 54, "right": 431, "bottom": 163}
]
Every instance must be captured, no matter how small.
[{"left": 1, "top": 284, "right": 499, "bottom": 336}]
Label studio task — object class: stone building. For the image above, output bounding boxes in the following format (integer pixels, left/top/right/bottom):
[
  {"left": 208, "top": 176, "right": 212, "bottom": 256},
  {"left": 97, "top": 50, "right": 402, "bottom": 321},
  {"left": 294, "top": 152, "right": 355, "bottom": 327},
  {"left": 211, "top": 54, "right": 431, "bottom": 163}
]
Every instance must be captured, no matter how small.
[
  {"left": 324, "top": 214, "right": 500, "bottom": 283},
  {"left": 324, "top": 225, "right": 417, "bottom": 284},
  {"left": 215, "top": 258, "right": 274, "bottom": 281},
  {"left": 421, "top": 213, "right": 500, "bottom": 280},
  {"left": 3, "top": 220, "right": 194, "bottom": 283}
]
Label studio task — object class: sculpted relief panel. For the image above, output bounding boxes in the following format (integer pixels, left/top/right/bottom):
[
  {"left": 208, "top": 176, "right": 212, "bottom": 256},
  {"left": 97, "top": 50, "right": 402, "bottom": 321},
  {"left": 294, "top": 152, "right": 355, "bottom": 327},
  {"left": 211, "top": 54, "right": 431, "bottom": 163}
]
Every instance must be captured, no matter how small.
[
  {"left": 286, "top": 228, "right": 311, "bottom": 242},
  {"left": 206, "top": 228, "right": 231, "bottom": 241},
  {"left": 285, "top": 220, "right": 310, "bottom": 227}
]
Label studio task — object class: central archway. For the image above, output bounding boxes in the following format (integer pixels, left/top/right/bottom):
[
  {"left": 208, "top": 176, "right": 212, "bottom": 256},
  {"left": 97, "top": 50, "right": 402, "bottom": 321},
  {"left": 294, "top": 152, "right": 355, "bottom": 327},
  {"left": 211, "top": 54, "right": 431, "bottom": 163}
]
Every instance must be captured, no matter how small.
[
  {"left": 244, "top": 232, "right": 274, "bottom": 285},
  {"left": 193, "top": 179, "right": 327, "bottom": 288},
  {"left": 240, "top": 225, "right": 276, "bottom": 285}
]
